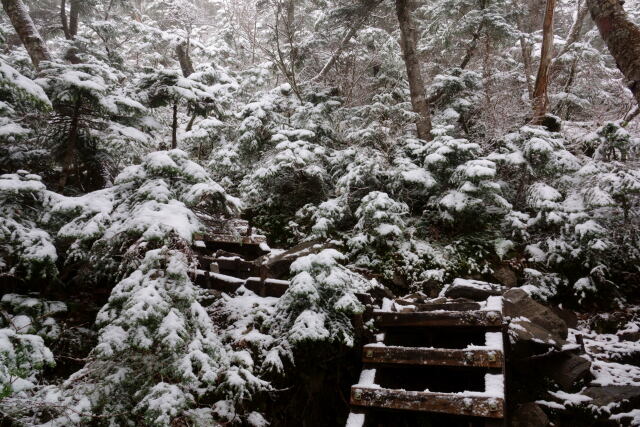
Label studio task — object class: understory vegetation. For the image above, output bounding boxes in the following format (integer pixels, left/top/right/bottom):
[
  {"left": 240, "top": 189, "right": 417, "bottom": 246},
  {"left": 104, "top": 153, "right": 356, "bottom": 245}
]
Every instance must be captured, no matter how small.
[{"left": 0, "top": 0, "right": 639, "bottom": 425}]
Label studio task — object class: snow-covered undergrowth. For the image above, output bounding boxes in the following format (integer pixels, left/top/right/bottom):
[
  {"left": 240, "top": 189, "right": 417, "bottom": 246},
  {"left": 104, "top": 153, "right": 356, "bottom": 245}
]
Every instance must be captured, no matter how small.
[
  {"left": 207, "top": 249, "right": 375, "bottom": 424},
  {"left": 0, "top": 150, "right": 248, "bottom": 424},
  {"left": 0, "top": 149, "right": 374, "bottom": 425}
]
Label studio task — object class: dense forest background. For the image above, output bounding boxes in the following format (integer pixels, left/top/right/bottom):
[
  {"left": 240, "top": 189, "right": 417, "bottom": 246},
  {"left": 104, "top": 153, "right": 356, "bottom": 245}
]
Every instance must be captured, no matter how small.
[{"left": 1, "top": 0, "right": 640, "bottom": 425}]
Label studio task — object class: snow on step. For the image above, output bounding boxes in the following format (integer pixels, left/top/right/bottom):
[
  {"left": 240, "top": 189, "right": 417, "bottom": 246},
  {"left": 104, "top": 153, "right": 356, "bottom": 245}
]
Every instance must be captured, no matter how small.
[
  {"left": 345, "top": 412, "right": 365, "bottom": 427},
  {"left": 372, "top": 309, "right": 503, "bottom": 328},
  {"left": 362, "top": 344, "right": 503, "bottom": 368},
  {"left": 357, "top": 368, "right": 380, "bottom": 388},
  {"left": 350, "top": 384, "right": 505, "bottom": 418}
]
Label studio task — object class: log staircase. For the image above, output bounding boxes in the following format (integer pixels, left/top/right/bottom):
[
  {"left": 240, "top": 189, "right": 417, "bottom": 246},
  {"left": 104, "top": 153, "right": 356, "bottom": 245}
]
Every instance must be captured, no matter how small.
[
  {"left": 347, "top": 295, "right": 508, "bottom": 427},
  {"left": 191, "top": 217, "right": 509, "bottom": 426}
]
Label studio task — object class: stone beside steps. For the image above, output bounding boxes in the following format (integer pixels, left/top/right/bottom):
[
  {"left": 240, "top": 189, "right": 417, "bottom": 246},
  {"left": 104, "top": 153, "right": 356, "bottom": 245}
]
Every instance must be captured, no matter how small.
[{"left": 348, "top": 296, "right": 508, "bottom": 427}]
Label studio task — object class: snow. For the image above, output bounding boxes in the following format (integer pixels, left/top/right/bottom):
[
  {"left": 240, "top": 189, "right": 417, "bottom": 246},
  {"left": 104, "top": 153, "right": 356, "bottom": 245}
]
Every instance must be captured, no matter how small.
[
  {"left": 482, "top": 296, "right": 503, "bottom": 312},
  {"left": 0, "top": 122, "right": 30, "bottom": 137},
  {"left": 611, "top": 409, "right": 640, "bottom": 425},
  {"left": 346, "top": 412, "right": 365, "bottom": 427},
  {"left": 455, "top": 374, "right": 504, "bottom": 398},
  {"left": 483, "top": 374, "right": 504, "bottom": 398},
  {"left": 375, "top": 223, "right": 401, "bottom": 237},
  {"left": 591, "top": 360, "right": 640, "bottom": 386},
  {"left": 483, "top": 332, "right": 503, "bottom": 351},
  {"left": 0, "top": 59, "right": 50, "bottom": 106},
  {"left": 357, "top": 369, "right": 379, "bottom": 388},
  {"left": 401, "top": 168, "right": 436, "bottom": 188},
  {"left": 548, "top": 390, "right": 593, "bottom": 405}
]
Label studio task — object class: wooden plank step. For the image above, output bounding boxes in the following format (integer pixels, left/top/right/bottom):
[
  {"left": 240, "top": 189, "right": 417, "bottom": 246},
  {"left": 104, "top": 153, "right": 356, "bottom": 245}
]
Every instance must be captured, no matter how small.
[
  {"left": 395, "top": 301, "right": 481, "bottom": 312},
  {"left": 194, "top": 231, "right": 267, "bottom": 246},
  {"left": 198, "top": 255, "right": 262, "bottom": 276},
  {"left": 350, "top": 386, "right": 504, "bottom": 418},
  {"left": 193, "top": 270, "right": 374, "bottom": 304},
  {"left": 372, "top": 310, "right": 503, "bottom": 328},
  {"left": 362, "top": 345, "right": 503, "bottom": 368}
]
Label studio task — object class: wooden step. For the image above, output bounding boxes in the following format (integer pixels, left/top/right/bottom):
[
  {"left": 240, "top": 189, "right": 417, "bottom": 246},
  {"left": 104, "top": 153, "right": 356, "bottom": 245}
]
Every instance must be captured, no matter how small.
[
  {"left": 373, "top": 310, "right": 503, "bottom": 328},
  {"left": 394, "top": 301, "right": 481, "bottom": 312},
  {"left": 362, "top": 345, "right": 503, "bottom": 368},
  {"left": 193, "top": 271, "right": 373, "bottom": 304},
  {"left": 193, "top": 230, "right": 267, "bottom": 246},
  {"left": 350, "top": 386, "right": 504, "bottom": 418},
  {"left": 197, "top": 255, "right": 262, "bottom": 277}
]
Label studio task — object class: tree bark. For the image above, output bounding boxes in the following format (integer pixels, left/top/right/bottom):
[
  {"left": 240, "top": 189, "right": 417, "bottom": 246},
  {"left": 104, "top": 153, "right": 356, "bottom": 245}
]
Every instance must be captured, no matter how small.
[
  {"left": 176, "top": 42, "right": 195, "bottom": 77},
  {"left": 459, "top": 20, "right": 484, "bottom": 69},
  {"left": 171, "top": 101, "right": 178, "bottom": 149},
  {"left": 69, "top": 0, "right": 79, "bottom": 38},
  {"left": 531, "top": 0, "right": 556, "bottom": 124},
  {"left": 459, "top": 0, "right": 486, "bottom": 70},
  {"left": 395, "top": 0, "right": 432, "bottom": 140},
  {"left": 59, "top": 99, "right": 81, "bottom": 189},
  {"left": 60, "top": 0, "right": 71, "bottom": 39},
  {"left": 1, "top": 0, "right": 51, "bottom": 70},
  {"left": 587, "top": 0, "right": 640, "bottom": 106}
]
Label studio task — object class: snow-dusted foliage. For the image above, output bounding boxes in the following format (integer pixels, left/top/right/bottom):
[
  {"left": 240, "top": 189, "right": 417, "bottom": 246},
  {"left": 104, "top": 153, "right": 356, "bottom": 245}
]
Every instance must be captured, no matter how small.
[
  {"left": 0, "top": 59, "right": 52, "bottom": 173},
  {"left": 0, "top": 171, "right": 57, "bottom": 280},
  {"left": 0, "top": 294, "right": 63, "bottom": 398},
  {"left": 0, "top": 328, "right": 54, "bottom": 398},
  {"left": 1, "top": 0, "right": 640, "bottom": 424},
  {"left": 37, "top": 248, "right": 228, "bottom": 426},
  {"left": 54, "top": 149, "right": 240, "bottom": 282},
  {"left": 266, "top": 249, "right": 367, "bottom": 367}
]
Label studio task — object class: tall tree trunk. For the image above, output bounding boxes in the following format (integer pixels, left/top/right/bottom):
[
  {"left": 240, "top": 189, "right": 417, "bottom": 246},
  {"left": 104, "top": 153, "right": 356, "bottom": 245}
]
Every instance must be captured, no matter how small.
[
  {"left": 531, "top": 0, "right": 556, "bottom": 124},
  {"left": 519, "top": 35, "right": 534, "bottom": 99},
  {"left": 176, "top": 42, "right": 195, "bottom": 77},
  {"left": 60, "top": 0, "right": 71, "bottom": 39},
  {"left": 59, "top": 99, "right": 81, "bottom": 189},
  {"left": 459, "top": 0, "right": 486, "bottom": 70},
  {"left": 1, "top": 0, "right": 51, "bottom": 70},
  {"left": 69, "top": 0, "right": 79, "bottom": 38},
  {"left": 587, "top": 0, "right": 640, "bottom": 106},
  {"left": 172, "top": 101, "right": 178, "bottom": 149},
  {"left": 395, "top": 0, "right": 432, "bottom": 140}
]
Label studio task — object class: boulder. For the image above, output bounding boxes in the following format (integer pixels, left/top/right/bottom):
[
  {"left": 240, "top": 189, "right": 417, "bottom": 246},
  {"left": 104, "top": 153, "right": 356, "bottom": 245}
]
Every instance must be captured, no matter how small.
[
  {"left": 582, "top": 386, "right": 640, "bottom": 412},
  {"left": 617, "top": 321, "right": 640, "bottom": 342},
  {"left": 504, "top": 288, "right": 568, "bottom": 340},
  {"left": 550, "top": 306, "right": 578, "bottom": 329},
  {"left": 493, "top": 264, "right": 518, "bottom": 288},
  {"left": 508, "top": 318, "right": 564, "bottom": 357},
  {"left": 441, "top": 278, "right": 505, "bottom": 301},
  {"left": 589, "top": 312, "right": 632, "bottom": 334},
  {"left": 504, "top": 288, "right": 568, "bottom": 357},
  {"left": 510, "top": 403, "right": 550, "bottom": 427},
  {"left": 546, "top": 353, "right": 592, "bottom": 391}
]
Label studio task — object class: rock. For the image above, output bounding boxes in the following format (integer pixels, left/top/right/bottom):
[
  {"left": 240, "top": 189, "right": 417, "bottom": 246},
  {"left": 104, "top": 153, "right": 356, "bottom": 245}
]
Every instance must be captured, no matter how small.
[
  {"left": 546, "top": 353, "right": 592, "bottom": 391},
  {"left": 589, "top": 312, "right": 632, "bottom": 334},
  {"left": 504, "top": 288, "right": 568, "bottom": 357},
  {"left": 441, "top": 278, "right": 505, "bottom": 301},
  {"left": 503, "top": 288, "right": 568, "bottom": 340},
  {"left": 493, "top": 264, "right": 518, "bottom": 287},
  {"left": 550, "top": 306, "right": 578, "bottom": 329},
  {"left": 617, "top": 320, "right": 640, "bottom": 342},
  {"left": 262, "top": 240, "right": 335, "bottom": 279},
  {"left": 541, "top": 114, "right": 561, "bottom": 132},
  {"left": 508, "top": 318, "right": 564, "bottom": 357},
  {"left": 582, "top": 386, "right": 640, "bottom": 412},
  {"left": 510, "top": 403, "right": 550, "bottom": 427}
]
